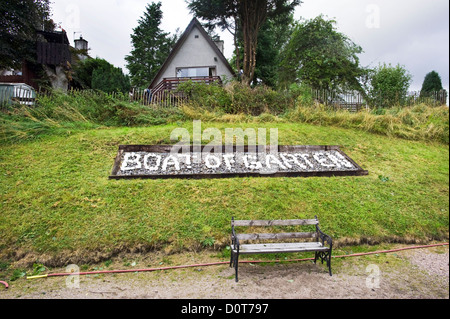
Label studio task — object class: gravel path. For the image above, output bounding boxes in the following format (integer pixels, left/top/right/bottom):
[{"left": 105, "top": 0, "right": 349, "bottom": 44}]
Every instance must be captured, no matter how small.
[{"left": 0, "top": 245, "right": 448, "bottom": 300}]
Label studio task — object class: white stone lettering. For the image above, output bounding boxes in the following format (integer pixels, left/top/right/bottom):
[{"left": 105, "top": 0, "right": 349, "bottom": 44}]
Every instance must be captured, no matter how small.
[
  {"left": 121, "top": 152, "right": 142, "bottom": 171},
  {"left": 116, "top": 147, "right": 364, "bottom": 177},
  {"left": 162, "top": 155, "right": 180, "bottom": 171},
  {"left": 296, "top": 153, "right": 314, "bottom": 168},
  {"left": 265, "top": 154, "right": 287, "bottom": 170},
  {"left": 244, "top": 154, "right": 263, "bottom": 170},
  {"left": 280, "top": 153, "right": 307, "bottom": 169},
  {"left": 143, "top": 154, "right": 161, "bottom": 171},
  {"left": 333, "top": 151, "right": 355, "bottom": 168},
  {"left": 223, "top": 154, "right": 235, "bottom": 170},
  {"left": 204, "top": 154, "right": 221, "bottom": 169},
  {"left": 314, "top": 152, "right": 335, "bottom": 168}
]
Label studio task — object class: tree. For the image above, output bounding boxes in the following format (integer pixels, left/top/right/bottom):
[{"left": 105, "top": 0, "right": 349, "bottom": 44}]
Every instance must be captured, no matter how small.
[
  {"left": 279, "top": 15, "right": 366, "bottom": 92},
  {"left": 421, "top": 71, "right": 443, "bottom": 94},
  {"left": 125, "top": 2, "right": 177, "bottom": 88},
  {"left": 187, "top": 0, "right": 301, "bottom": 85},
  {"left": 230, "top": 12, "right": 293, "bottom": 87},
  {"left": 253, "top": 12, "right": 294, "bottom": 87},
  {"left": 0, "top": 0, "right": 53, "bottom": 69},
  {"left": 366, "top": 63, "right": 412, "bottom": 108},
  {"left": 420, "top": 71, "right": 447, "bottom": 105},
  {"left": 92, "top": 64, "right": 130, "bottom": 94},
  {"left": 72, "top": 58, "right": 110, "bottom": 89},
  {"left": 187, "top": 0, "right": 240, "bottom": 72},
  {"left": 72, "top": 57, "right": 130, "bottom": 94}
]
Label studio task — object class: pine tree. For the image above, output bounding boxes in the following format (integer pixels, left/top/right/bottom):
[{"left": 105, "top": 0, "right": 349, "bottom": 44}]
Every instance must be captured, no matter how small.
[
  {"left": 125, "top": 2, "right": 176, "bottom": 88},
  {"left": 420, "top": 71, "right": 446, "bottom": 104},
  {"left": 420, "top": 71, "right": 443, "bottom": 94}
]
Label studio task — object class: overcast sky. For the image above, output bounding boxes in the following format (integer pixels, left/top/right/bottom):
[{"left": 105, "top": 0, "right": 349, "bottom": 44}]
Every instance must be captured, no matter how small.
[{"left": 51, "top": 0, "right": 449, "bottom": 92}]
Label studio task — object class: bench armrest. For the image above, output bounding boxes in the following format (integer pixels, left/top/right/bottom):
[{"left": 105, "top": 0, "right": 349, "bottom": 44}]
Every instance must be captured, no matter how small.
[
  {"left": 316, "top": 225, "right": 333, "bottom": 249},
  {"left": 231, "top": 223, "right": 240, "bottom": 251}
]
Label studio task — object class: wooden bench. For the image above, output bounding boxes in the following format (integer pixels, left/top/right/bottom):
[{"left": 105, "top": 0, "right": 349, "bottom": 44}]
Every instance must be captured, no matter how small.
[{"left": 230, "top": 216, "right": 333, "bottom": 282}]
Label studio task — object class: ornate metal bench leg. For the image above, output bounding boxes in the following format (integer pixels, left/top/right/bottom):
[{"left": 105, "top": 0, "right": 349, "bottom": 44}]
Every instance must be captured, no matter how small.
[
  {"left": 230, "top": 251, "right": 234, "bottom": 268},
  {"left": 328, "top": 251, "right": 332, "bottom": 276},
  {"left": 235, "top": 253, "right": 239, "bottom": 282},
  {"left": 314, "top": 251, "right": 318, "bottom": 264}
]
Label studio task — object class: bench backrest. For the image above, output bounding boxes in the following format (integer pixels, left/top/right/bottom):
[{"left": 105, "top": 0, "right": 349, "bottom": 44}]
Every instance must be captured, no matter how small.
[{"left": 232, "top": 218, "right": 319, "bottom": 242}]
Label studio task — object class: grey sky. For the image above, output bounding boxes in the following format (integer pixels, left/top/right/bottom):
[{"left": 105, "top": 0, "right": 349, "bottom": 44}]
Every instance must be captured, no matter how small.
[{"left": 51, "top": 0, "right": 449, "bottom": 92}]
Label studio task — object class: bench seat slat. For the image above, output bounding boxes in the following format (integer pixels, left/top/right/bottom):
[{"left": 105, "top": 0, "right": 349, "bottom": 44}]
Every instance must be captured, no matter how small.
[
  {"left": 236, "top": 232, "right": 316, "bottom": 241},
  {"left": 233, "top": 219, "right": 318, "bottom": 227},
  {"left": 232, "top": 242, "right": 329, "bottom": 254}
]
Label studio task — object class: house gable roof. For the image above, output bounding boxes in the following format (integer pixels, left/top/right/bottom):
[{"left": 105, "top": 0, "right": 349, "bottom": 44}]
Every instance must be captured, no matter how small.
[{"left": 149, "top": 18, "right": 235, "bottom": 89}]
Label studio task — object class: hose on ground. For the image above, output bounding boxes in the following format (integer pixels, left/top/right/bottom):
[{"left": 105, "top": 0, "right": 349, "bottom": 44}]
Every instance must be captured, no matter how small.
[{"left": 22, "top": 242, "right": 448, "bottom": 282}]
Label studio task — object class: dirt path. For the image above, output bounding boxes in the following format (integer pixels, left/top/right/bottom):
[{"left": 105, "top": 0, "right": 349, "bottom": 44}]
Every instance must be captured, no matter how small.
[{"left": 1, "top": 245, "right": 448, "bottom": 300}]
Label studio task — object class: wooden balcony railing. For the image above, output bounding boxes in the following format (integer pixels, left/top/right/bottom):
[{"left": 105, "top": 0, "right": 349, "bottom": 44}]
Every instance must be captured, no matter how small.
[{"left": 151, "top": 76, "right": 222, "bottom": 102}]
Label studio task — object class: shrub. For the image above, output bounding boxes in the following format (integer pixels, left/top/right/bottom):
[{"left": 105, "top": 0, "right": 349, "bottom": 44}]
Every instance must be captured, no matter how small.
[
  {"left": 177, "top": 80, "right": 296, "bottom": 115},
  {"left": 366, "top": 63, "right": 412, "bottom": 108}
]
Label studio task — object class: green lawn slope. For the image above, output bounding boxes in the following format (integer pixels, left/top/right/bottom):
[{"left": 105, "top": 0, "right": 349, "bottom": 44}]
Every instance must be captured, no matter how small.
[{"left": 0, "top": 122, "right": 448, "bottom": 266}]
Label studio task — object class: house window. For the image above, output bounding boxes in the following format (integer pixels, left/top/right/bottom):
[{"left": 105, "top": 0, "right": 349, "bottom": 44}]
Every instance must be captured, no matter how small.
[{"left": 177, "top": 67, "right": 210, "bottom": 78}]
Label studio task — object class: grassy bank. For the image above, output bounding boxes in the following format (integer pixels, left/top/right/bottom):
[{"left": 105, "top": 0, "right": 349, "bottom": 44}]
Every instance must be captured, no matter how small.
[
  {"left": 0, "top": 90, "right": 448, "bottom": 145},
  {"left": 0, "top": 121, "right": 448, "bottom": 267}
]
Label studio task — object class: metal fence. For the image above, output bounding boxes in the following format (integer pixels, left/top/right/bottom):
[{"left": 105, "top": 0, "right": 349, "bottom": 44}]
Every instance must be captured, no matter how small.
[
  {"left": 27, "top": 88, "right": 187, "bottom": 108},
  {"left": 311, "top": 89, "right": 448, "bottom": 111},
  {"left": 311, "top": 89, "right": 368, "bottom": 112},
  {"left": 129, "top": 87, "right": 187, "bottom": 108},
  {"left": 2, "top": 85, "right": 448, "bottom": 111}
]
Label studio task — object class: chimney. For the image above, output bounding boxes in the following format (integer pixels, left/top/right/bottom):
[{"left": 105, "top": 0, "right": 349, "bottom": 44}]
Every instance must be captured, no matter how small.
[
  {"left": 74, "top": 36, "right": 89, "bottom": 61},
  {"left": 213, "top": 37, "right": 224, "bottom": 54},
  {"left": 74, "top": 36, "right": 88, "bottom": 51}
]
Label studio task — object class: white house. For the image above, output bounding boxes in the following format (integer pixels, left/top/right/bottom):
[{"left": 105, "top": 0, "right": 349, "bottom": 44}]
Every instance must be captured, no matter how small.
[{"left": 149, "top": 18, "right": 235, "bottom": 95}]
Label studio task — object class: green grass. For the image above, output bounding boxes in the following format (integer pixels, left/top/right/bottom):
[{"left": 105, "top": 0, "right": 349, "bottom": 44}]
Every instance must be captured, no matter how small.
[
  {"left": 1, "top": 89, "right": 448, "bottom": 145},
  {"left": 0, "top": 121, "right": 448, "bottom": 267}
]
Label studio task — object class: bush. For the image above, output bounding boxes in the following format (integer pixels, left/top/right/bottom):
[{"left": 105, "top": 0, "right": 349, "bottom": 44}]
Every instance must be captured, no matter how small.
[
  {"left": 176, "top": 81, "right": 231, "bottom": 110},
  {"left": 177, "top": 80, "right": 296, "bottom": 115},
  {"left": 366, "top": 63, "right": 412, "bottom": 108}
]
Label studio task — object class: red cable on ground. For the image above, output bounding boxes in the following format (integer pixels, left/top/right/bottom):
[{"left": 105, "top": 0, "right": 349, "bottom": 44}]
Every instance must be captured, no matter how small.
[
  {"left": 46, "top": 261, "right": 231, "bottom": 278},
  {"left": 0, "top": 281, "right": 8, "bottom": 289},
  {"left": 333, "top": 243, "right": 449, "bottom": 259},
  {"left": 13, "top": 242, "right": 448, "bottom": 284}
]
